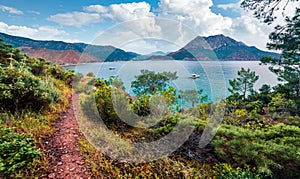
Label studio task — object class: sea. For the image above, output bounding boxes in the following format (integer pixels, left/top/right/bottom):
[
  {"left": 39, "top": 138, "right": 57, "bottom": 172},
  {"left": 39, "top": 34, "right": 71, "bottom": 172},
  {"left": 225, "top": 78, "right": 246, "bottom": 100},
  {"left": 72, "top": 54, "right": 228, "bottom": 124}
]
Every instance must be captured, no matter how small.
[{"left": 64, "top": 60, "right": 278, "bottom": 102}]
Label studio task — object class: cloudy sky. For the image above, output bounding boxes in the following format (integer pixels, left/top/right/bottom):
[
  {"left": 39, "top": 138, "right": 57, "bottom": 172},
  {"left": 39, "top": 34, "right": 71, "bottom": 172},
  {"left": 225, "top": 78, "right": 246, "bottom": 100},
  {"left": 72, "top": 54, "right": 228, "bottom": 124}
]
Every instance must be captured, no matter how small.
[{"left": 0, "top": 0, "right": 298, "bottom": 54}]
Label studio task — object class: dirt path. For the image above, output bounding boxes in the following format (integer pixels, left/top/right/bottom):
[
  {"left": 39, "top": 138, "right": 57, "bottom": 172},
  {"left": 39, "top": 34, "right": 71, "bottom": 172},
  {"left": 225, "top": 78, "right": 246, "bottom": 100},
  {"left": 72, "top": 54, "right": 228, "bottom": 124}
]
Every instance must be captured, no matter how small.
[{"left": 43, "top": 93, "right": 91, "bottom": 179}]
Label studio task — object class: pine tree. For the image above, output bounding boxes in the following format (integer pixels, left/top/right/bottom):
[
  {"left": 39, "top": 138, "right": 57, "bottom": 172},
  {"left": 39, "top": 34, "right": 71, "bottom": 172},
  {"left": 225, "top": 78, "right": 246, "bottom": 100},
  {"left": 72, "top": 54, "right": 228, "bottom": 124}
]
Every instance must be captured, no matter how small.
[
  {"left": 260, "top": 8, "right": 300, "bottom": 113},
  {"left": 228, "top": 68, "right": 259, "bottom": 100}
]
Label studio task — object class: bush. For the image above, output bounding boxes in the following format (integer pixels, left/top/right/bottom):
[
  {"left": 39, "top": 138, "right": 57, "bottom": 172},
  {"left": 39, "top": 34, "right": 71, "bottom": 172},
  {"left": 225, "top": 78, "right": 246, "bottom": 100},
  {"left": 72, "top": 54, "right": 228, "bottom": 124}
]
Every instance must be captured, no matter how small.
[
  {"left": 0, "top": 63, "right": 59, "bottom": 113},
  {"left": 131, "top": 94, "right": 151, "bottom": 116},
  {"left": 211, "top": 123, "right": 300, "bottom": 178},
  {"left": 213, "top": 163, "right": 261, "bottom": 179},
  {"left": 86, "top": 72, "right": 95, "bottom": 77},
  {"left": 0, "top": 128, "right": 41, "bottom": 175},
  {"left": 269, "top": 93, "right": 296, "bottom": 116},
  {"left": 47, "top": 64, "right": 74, "bottom": 86},
  {"left": 82, "top": 79, "right": 132, "bottom": 128}
]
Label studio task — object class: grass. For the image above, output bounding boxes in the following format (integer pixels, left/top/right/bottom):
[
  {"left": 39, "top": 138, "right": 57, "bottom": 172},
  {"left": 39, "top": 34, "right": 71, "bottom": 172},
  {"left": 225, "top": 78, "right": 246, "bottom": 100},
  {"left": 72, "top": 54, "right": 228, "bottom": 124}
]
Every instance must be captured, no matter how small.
[
  {"left": 78, "top": 137, "right": 215, "bottom": 178},
  {"left": 77, "top": 92, "right": 216, "bottom": 178}
]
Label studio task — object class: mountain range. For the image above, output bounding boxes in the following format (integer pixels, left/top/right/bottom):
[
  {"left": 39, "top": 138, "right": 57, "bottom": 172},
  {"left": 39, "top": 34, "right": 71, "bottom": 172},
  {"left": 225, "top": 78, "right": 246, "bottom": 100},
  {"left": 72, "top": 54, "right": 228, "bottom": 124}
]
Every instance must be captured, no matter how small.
[
  {"left": 0, "top": 32, "right": 139, "bottom": 64},
  {"left": 0, "top": 32, "right": 280, "bottom": 64}
]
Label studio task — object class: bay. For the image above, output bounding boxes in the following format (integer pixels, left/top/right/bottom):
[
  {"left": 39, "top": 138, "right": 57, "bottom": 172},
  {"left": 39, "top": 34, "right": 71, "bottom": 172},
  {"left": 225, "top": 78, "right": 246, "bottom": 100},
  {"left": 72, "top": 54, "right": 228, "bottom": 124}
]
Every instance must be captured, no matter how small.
[{"left": 65, "top": 60, "right": 278, "bottom": 102}]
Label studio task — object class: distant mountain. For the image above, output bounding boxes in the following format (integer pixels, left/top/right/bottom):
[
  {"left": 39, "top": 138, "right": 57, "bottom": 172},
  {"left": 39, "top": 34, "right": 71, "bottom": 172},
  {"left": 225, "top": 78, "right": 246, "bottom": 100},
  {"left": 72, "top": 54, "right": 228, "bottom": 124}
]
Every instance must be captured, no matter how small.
[
  {"left": 168, "top": 34, "right": 280, "bottom": 61},
  {"left": 134, "top": 51, "right": 170, "bottom": 60},
  {"left": 148, "top": 51, "right": 169, "bottom": 56},
  {"left": 0, "top": 32, "right": 139, "bottom": 64}
]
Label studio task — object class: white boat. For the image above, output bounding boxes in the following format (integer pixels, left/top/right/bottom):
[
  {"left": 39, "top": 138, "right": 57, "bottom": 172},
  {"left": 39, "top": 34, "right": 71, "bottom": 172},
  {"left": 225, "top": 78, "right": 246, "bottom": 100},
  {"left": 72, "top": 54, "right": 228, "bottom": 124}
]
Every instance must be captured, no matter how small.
[{"left": 191, "top": 74, "right": 200, "bottom": 79}]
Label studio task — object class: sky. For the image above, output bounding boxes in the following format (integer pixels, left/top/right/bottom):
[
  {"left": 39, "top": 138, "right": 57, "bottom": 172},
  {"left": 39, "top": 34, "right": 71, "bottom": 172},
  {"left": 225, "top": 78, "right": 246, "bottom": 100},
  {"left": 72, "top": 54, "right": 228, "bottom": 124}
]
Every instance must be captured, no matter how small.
[{"left": 0, "top": 0, "right": 298, "bottom": 54}]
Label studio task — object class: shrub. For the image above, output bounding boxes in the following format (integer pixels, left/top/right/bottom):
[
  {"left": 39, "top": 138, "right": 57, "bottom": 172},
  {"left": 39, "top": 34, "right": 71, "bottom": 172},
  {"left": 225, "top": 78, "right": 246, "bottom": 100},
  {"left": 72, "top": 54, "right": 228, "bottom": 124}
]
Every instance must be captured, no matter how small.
[
  {"left": 269, "top": 93, "right": 296, "bottom": 116},
  {"left": 0, "top": 63, "right": 59, "bottom": 113},
  {"left": 86, "top": 72, "right": 95, "bottom": 77},
  {"left": 211, "top": 123, "right": 300, "bottom": 178},
  {"left": 131, "top": 94, "right": 151, "bottom": 116},
  {"left": 213, "top": 163, "right": 261, "bottom": 179},
  {"left": 47, "top": 65, "right": 74, "bottom": 86},
  {"left": 0, "top": 128, "right": 41, "bottom": 175}
]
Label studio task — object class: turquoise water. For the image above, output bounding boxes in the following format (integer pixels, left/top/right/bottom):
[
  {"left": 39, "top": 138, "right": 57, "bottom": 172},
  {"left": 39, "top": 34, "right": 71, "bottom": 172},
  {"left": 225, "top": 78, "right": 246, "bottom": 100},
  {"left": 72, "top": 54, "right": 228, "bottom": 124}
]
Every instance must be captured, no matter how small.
[{"left": 66, "top": 60, "right": 278, "bottom": 102}]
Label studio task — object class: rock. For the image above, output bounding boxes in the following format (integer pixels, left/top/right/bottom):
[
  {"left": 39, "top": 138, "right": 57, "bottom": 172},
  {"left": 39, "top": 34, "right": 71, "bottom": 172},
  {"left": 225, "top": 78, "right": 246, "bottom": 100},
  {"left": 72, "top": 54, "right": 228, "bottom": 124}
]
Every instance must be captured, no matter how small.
[{"left": 48, "top": 173, "right": 56, "bottom": 178}]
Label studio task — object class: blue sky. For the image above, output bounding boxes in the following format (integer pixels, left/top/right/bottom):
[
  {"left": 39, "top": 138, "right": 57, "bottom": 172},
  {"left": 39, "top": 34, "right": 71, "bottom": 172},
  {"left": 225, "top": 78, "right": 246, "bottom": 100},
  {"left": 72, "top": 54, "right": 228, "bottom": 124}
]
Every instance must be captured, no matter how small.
[{"left": 0, "top": 0, "right": 296, "bottom": 54}]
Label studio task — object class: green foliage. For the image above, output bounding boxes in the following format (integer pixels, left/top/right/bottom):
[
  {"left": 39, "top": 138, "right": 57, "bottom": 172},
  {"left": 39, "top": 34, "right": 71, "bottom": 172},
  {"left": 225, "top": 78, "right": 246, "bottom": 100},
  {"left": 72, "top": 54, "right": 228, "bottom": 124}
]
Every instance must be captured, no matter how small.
[
  {"left": 107, "top": 76, "right": 125, "bottom": 90},
  {"left": 245, "top": 100, "right": 264, "bottom": 114},
  {"left": 228, "top": 68, "right": 259, "bottom": 100},
  {"left": 0, "top": 128, "right": 41, "bottom": 175},
  {"left": 259, "top": 84, "right": 271, "bottom": 94},
  {"left": 247, "top": 85, "right": 272, "bottom": 108},
  {"left": 0, "top": 39, "right": 74, "bottom": 114},
  {"left": 149, "top": 114, "right": 200, "bottom": 137},
  {"left": 130, "top": 70, "right": 179, "bottom": 116},
  {"left": 82, "top": 78, "right": 132, "bottom": 127},
  {"left": 47, "top": 64, "right": 74, "bottom": 86},
  {"left": 213, "top": 163, "right": 261, "bottom": 179},
  {"left": 211, "top": 123, "right": 300, "bottom": 178},
  {"left": 269, "top": 93, "right": 296, "bottom": 115},
  {"left": 0, "top": 62, "right": 59, "bottom": 113},
  {"left": 131, "top": 69, "right": 177, "bottom": 96},
  {"left": 0, "top": 39, "right": 24, "bottom": 64},
  {"left": 261, "top": 8, "right": 300, "bottom": 114},
  {"left": 131, "top": 94, "right": 151, "bottom": 116},
  {"left": 92, "top": 80, "right": 117, "bottom": 126}
]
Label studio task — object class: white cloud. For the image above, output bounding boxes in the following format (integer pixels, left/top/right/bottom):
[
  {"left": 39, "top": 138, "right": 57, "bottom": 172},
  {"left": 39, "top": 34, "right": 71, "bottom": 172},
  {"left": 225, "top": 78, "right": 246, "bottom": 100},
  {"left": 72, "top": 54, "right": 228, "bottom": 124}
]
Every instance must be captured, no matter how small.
[
  {"left": 219, "top": 0, "right": 299, "bottom": 51},
  {"left": 48, "top": 2, "right": 161, "bottom": 44},
  {"left": 158, "top": 0, "right": 233, "bottom": 36},
  {"left": 84, "top": 5, "right": 107, "bottom": 13},
  {"left": 49, "top": 2, "right": 156, "bottom": 27},
  {"left": 108, "top": 2, "right": 154, "bottom": 21},
  {"left": 0, "top": 22, "right": 68, "bottom": 40},
  {"left": 48, "top": 12, "right": 102, "bottom": 27},
  {"left": 0, "top": 5, "right": 23, "bottom": 15},
  {"left": 223, "top": 14, "right": 272, "bottom": 51}
]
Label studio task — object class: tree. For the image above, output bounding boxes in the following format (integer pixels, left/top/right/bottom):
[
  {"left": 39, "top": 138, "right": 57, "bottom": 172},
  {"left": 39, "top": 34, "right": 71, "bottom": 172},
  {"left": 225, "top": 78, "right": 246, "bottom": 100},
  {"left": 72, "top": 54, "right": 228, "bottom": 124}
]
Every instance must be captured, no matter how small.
[
  {"left": 131, "top": 69, "right": 177, "bottom": 96},
  {"left": 107, "top": 76, "right": 125, "bottom": 90},
  {"left": 179, "top": 89, "right": 207, "bottom": 107},
  {"left": 259, "top": 84, "right": 271, "bottom": 94},
  {"left": 228, "top": 68, "right": 259, "bottom": 100},
  {"left": 241, "top": 0, "right": 299, "bottom": 24},
  {"left": 260, "top": 8, "right": 300, "bottom": 112}
]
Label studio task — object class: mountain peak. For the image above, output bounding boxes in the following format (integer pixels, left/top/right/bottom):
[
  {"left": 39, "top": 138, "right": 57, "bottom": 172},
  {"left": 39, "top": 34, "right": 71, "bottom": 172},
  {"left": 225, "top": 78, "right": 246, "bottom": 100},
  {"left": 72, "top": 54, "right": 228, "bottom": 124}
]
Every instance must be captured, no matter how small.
[
  {"left": 168, "top": 34, "right": 280, "bottom": 61},
  {"left": 203, "top": 34, "right": 245, "bottom": 49}
]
